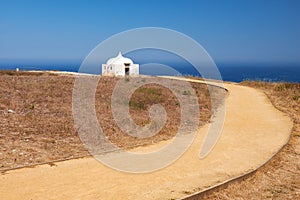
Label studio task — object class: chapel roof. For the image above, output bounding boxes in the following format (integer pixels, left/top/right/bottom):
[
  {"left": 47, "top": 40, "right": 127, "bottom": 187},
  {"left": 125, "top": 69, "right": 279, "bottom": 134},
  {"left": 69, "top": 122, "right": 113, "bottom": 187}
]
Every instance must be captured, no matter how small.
[{"left": 106, "top": 52, "right": 133, "bottom": 65}]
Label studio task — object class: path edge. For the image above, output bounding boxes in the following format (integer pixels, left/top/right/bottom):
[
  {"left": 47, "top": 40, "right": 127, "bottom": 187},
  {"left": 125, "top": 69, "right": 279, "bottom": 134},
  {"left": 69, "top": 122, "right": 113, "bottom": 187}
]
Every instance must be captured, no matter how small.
[{"left": 181, "top": 85, "right": 294, "bottom": 200}]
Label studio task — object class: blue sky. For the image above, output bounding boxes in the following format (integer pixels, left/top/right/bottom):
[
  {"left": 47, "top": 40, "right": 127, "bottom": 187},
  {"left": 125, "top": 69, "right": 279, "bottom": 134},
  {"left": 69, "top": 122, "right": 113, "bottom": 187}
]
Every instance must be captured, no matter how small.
[{"left": 0, "top": 0, "right": 300, "bottom": 67}]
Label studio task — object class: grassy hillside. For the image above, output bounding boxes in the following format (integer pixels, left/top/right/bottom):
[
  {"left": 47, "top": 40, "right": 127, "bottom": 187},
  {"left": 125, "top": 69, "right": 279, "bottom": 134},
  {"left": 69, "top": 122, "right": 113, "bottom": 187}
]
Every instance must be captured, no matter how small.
[{"left": 0, "top": 72, "right": 225, "bottom": 170}]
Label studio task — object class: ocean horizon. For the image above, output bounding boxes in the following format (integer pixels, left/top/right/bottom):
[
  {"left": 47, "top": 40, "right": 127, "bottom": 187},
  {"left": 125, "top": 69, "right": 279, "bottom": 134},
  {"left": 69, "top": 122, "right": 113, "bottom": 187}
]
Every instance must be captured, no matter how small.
[{"left": 0, "top": 63, "right": 299, "bottom": 83}]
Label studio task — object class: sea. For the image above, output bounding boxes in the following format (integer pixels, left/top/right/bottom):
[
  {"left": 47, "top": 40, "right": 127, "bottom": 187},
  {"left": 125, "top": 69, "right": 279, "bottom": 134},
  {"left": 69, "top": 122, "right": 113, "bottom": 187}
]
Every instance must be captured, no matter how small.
[{"left": 1, "top": 63, "right": 300, "bottom": 83}]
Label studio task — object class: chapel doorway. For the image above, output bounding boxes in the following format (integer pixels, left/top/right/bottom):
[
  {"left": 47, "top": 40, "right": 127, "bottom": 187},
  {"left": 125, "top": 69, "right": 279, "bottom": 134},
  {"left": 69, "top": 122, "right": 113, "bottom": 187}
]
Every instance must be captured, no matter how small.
[{"left": 125, "top": 63, "right": 130, "bottom": 75}]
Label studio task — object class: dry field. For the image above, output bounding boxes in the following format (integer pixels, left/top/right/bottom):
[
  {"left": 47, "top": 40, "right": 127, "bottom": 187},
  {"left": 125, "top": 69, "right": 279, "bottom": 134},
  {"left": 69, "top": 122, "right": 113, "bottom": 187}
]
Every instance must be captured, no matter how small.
[
  {"left": 201, "top": 81, "right": 300, "bottom": 200},
  {"left": 0, "top": 71, "right": 224, "bottom": 171},
  {"left": 1, "top": 71, "right": 298, "bottom": 199}
]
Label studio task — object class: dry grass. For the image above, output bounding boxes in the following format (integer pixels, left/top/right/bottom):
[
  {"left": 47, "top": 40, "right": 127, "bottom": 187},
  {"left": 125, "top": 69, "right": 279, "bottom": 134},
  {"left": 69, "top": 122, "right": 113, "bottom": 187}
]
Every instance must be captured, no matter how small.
[
  {"left": 95, "top": 76, "right": 217, "bottom": 149},
  {"left": 0, "top": 72, "right": 85, "bottom": 169},
  {"left": 0, "top": 70, "right": 57, "bottom": 76},
  {"left": 201, "top": 81, "right": 300, "bottom": 200},
  {"left": 0, "top": 72, "right": 225, "bottom": 170},
  {"left": 96, "top": 77, "right": 181, "bottom": 148}
]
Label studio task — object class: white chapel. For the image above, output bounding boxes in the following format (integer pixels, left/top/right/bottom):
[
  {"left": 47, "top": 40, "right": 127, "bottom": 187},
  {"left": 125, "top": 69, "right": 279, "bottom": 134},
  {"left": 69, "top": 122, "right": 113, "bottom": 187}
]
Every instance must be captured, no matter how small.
[{"left": 102, "top": 52, "right": 139, "bottom": 76}]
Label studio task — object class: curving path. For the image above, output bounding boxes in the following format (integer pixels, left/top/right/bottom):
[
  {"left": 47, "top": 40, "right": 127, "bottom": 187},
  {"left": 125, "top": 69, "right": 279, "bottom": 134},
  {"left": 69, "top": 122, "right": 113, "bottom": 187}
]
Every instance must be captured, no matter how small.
[{"left": 0, "top": 77, "right": 292, "bottom": 200}]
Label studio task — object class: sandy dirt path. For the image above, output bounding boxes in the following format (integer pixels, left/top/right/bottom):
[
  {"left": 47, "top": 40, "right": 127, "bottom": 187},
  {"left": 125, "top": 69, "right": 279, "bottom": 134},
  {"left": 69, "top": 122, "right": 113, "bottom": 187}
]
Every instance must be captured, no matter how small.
[{"left": 0, "top": 78, "right": 292, "bottom": 200}]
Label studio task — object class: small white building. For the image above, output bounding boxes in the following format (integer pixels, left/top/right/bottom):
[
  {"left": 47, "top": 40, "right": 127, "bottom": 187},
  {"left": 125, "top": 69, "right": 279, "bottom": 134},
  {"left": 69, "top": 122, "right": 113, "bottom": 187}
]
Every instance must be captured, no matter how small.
[{"left": 102, "top": 52, "right": 139, "bottom": 76}]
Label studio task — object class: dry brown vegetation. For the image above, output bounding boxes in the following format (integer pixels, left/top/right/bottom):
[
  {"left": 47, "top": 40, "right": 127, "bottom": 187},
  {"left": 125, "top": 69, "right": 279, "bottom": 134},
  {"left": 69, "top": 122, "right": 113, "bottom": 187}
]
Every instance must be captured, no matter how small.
[
  {"left": 201, "top": 81, "right": 300, "bottom": 200},
  {"left": 0, "top": 72, "right": 84, "bottom": 169},
  {"left": 95, "top": 76, "right": 216, "bottom": 149},
  {"left": 1, "top": 71, "right": 298, "bottom": 199},
  {"left": 0, "top": 71, "right": 224, "bottom": 171}
]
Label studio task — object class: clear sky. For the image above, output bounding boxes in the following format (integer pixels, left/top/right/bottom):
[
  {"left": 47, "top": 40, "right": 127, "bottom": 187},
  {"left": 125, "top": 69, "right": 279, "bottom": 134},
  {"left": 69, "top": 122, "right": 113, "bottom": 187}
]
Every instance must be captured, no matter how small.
[{"left": 1, "top": 0, "right": 300, "bottom": 67}]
